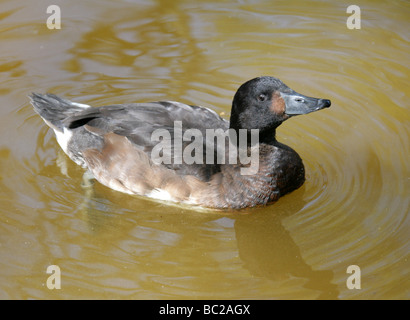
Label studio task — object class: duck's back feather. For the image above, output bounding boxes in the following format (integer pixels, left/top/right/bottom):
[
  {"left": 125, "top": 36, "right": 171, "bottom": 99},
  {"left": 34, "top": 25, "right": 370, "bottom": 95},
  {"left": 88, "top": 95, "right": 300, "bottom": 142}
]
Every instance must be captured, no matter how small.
[{"left": 64, "top": 101, "right": 229, "bottom": 181}]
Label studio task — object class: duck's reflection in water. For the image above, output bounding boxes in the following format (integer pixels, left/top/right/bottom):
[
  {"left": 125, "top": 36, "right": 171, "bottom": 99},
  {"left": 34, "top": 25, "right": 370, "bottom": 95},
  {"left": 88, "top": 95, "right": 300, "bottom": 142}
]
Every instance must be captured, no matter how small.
[{"left": 234, "top": 195, "right": 338, "bottom": 299}]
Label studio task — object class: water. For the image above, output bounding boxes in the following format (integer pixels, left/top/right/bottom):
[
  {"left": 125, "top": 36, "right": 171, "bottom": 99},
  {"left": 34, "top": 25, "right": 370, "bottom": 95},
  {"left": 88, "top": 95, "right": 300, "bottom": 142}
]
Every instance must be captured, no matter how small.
[{"left": 0, "top": 0, "right": 408, "bottom": 299}]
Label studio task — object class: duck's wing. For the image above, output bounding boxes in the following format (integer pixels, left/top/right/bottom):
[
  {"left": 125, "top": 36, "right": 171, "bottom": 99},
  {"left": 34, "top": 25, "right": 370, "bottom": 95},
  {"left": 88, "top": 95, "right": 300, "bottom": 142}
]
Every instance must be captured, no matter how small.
[
  {"left": 64, "top": 101, "right": 230, "bottom": 181},
  {"left": 65, "top": 101, "right": 227, "bottom": 130}
]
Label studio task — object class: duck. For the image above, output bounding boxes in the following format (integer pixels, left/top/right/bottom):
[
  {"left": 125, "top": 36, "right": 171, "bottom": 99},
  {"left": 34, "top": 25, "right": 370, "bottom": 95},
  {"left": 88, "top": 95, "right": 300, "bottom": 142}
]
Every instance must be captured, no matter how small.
[{"left": 30, "top": 76, "right": 330, "bottom": 210}]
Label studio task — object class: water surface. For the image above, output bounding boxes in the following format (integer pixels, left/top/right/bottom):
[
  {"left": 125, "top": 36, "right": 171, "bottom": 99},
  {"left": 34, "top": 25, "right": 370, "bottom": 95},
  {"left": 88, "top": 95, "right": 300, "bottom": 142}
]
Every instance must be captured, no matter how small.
[{"left": 0, "top": 0, "right": 408, "bottom": 299}]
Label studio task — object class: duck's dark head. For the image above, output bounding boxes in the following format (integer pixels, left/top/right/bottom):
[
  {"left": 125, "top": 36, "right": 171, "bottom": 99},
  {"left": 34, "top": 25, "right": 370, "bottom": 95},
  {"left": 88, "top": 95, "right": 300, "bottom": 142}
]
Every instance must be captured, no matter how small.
[{"left": 229, "top": 76, "right": 331, "bottom": 143}]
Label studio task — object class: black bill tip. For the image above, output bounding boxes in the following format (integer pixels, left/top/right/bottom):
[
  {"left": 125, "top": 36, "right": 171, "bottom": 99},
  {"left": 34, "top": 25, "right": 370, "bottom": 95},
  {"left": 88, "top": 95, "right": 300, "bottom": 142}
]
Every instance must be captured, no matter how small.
[{"left": 319, "top": 99, "right": 331, "bottom": 109}]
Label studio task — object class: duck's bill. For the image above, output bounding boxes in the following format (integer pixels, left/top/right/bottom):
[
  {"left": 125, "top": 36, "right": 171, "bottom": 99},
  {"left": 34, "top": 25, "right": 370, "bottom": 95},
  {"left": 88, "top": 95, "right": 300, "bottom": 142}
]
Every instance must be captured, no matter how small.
[{"left": 280, "top": 91, "right": 331, "bottom": 116}]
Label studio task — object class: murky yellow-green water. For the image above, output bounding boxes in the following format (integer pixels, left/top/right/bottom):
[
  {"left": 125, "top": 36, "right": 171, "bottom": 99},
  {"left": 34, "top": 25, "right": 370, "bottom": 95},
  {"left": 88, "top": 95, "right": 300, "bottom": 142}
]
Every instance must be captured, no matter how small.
[{"left": 0, "top": 0, "right": 408, "bottom": 299}]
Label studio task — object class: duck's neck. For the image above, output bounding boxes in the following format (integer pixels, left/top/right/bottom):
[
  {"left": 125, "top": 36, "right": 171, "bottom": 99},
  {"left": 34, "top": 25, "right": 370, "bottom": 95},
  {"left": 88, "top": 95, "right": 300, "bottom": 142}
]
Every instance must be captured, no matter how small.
[
  {"left": 229, "top": 102, "right": 283, "bottom": 147},
  {"left": 258, "top": 128, "right": 280, "bottom": 145},
  {"left": 228, "top": 126, "right": 279, "bottom": 147}
]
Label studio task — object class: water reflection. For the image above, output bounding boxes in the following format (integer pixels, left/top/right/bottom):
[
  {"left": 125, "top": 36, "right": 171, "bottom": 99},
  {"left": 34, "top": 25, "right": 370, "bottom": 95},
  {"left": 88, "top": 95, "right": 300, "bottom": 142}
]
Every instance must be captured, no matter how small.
[
  {"left": 235, "top": 207, "right": 338, "bottom": 299},
  {"left": 62, "top": 0, "right": 210, "bottom": 106}
]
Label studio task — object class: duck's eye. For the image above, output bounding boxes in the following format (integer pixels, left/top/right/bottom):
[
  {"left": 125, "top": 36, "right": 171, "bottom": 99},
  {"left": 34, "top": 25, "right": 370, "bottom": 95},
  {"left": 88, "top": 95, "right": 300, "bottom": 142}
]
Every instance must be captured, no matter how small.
[
  {"left": 295, "top": 97, "right": 305, "bottom": 103},
  {"left": 257, "top": 94, "right": 267, "bottom": 102}
]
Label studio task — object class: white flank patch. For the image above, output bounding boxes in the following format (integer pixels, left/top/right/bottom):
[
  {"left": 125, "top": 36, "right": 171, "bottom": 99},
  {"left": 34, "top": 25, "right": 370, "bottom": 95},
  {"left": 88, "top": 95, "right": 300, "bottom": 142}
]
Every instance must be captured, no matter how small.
[
  {"left": 71, "top": 102, "right": 91, "bottom": 109},
  {"left": 145, "top": 189, "right": 175, "bottom": 202},
  {"left": 54, "top": 127, "right": 73, "bottom": 154}
]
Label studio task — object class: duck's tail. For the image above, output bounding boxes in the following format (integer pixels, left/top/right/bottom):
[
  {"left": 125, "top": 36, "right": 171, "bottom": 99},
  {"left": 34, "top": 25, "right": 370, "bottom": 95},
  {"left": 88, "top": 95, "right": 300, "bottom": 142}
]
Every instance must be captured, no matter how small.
[{"left": 30, "top": 93, "right": 90, "bottom": 132}]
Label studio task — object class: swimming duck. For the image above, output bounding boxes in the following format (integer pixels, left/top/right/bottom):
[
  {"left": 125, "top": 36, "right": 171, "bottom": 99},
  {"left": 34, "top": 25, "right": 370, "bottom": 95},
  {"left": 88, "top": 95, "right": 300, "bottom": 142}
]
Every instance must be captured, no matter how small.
[{"left": 31, "top": 76, "right": 330, "bottom": 209}]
